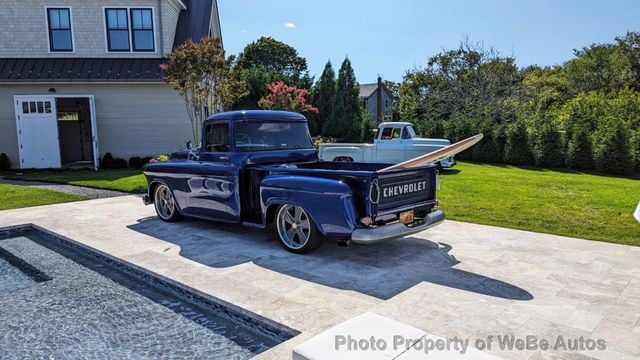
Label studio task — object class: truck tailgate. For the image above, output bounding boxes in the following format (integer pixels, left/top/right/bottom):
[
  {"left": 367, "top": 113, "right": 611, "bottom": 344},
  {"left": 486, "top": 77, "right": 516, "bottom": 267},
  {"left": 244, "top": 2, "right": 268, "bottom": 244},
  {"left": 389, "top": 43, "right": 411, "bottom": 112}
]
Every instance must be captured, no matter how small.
[{"left": 373, "top": 167, "right": 437, "bottom": 214}]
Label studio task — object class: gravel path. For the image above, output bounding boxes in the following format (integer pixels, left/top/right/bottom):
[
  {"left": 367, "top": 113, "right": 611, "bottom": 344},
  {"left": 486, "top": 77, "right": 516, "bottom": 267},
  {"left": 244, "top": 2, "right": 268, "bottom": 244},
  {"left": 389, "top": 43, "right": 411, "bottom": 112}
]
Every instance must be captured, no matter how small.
[{"left": 0, "top": 178, "right": 128, "bottom": 199}]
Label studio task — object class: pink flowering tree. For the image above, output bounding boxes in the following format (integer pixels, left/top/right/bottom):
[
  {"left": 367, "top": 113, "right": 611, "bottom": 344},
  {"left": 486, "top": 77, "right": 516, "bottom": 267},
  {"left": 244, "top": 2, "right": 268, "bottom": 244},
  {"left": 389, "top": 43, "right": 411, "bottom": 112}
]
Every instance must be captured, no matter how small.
[{"left": 258, "top": 81, "right": 319, "bottom": 114}]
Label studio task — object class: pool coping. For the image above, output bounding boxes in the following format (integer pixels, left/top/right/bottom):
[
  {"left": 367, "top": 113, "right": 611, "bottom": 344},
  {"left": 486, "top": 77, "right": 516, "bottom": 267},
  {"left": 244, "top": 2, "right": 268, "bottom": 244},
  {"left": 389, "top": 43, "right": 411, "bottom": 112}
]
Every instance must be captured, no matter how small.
[{"left": 0, "top": 223, "right": 300, "bottom": 346}]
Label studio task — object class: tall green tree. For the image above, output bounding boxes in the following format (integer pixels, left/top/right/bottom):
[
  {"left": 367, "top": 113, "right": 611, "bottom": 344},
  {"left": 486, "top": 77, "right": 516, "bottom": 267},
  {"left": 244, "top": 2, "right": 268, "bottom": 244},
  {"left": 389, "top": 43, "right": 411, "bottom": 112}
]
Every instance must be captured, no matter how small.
[
  {"left": 309, "top": 61, "right": 336, "bottom": 135},
  {"left": 234, "top": 37, "right": 312, "bottom": 109},
  {"left": 324, "top": 58, "right": 361, "bottom": 141}
]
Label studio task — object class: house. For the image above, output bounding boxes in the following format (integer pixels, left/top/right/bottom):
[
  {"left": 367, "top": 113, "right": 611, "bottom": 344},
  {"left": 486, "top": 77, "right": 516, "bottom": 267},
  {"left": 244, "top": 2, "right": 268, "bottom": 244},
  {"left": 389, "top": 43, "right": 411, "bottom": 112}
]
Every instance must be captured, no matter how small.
[
  {"left": 359, "top": 76, "right": 394, "bottom": 125},
  {"left": 0, "top": 0, "right": 221, "bottom": 169}
]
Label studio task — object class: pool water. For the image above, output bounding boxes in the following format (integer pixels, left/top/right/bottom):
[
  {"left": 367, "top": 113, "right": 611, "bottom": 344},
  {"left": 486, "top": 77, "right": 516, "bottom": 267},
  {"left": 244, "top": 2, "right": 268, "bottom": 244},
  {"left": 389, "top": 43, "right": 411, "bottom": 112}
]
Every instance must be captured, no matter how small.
[{"left": 0, "top": 231, "right": 290, "bottom": 359}]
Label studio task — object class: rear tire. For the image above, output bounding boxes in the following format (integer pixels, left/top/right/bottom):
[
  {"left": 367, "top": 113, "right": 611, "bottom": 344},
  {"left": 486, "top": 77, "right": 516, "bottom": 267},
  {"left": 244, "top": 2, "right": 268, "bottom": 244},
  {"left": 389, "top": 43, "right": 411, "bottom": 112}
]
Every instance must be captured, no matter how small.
[
  {"left": 275, "top": 205, "right": 322, "bottom": 254},
  {"left": 154, "top": 184, "right": 183, "bottom": 222}
]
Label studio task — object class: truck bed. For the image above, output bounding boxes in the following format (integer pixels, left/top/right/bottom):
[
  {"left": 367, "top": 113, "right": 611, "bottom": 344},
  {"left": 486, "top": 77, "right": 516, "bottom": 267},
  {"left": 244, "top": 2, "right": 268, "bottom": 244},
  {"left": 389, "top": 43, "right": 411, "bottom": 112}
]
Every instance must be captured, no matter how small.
[{"left": 254, "top": 160, "right": 438, "bottom": 218}]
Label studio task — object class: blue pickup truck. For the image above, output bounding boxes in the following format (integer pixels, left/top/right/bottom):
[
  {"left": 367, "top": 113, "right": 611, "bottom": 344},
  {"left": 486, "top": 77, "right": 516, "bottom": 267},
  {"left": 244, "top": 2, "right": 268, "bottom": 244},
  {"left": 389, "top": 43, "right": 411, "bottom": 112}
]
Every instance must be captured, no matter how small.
[{"left": 142, "top": 110, "right": 444, "bottom": 253}]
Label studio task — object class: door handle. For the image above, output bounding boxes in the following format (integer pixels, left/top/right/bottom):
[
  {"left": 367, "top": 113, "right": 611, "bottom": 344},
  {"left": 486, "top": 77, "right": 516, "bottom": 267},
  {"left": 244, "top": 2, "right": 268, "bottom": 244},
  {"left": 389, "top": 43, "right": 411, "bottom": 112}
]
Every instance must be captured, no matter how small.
[{"left": 219, "top": 156, "right": 229, "bottom": 161}]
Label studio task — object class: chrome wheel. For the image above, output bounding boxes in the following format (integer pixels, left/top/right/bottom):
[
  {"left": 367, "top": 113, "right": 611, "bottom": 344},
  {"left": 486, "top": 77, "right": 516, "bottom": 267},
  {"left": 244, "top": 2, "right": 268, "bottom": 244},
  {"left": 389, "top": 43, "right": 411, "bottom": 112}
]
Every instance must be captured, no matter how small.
[
  {"left": 277, "top": 205, "right": 311, "bottom": 250},
  {"left": 154, "top": 184, "right": 177, "bottom": 220}
]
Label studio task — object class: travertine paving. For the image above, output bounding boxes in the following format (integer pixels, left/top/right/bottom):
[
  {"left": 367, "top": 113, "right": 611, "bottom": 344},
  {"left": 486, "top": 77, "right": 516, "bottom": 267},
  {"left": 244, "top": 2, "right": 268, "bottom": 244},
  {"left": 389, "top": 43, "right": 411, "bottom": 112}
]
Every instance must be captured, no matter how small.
[{"left": 0, "top": 195, "right": 639, "bottom": 359}]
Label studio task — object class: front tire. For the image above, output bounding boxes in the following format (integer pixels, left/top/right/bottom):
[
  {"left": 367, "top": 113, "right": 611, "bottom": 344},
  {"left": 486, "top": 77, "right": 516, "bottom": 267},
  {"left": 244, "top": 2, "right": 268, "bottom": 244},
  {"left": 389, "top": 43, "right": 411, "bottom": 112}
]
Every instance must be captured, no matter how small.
[
  {"left": 154, "top": 184, "right": 183, "bottom": 222},
  {"left": 275, "top": 205, "right": 322, "bottom": 253}
]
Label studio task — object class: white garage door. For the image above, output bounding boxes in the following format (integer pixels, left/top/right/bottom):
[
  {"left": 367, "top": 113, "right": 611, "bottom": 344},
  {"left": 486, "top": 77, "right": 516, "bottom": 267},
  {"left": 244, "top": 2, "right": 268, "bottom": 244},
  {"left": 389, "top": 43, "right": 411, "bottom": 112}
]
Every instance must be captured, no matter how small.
[{"left": 14, "top": 96, "right": 61, "bottom": 169}]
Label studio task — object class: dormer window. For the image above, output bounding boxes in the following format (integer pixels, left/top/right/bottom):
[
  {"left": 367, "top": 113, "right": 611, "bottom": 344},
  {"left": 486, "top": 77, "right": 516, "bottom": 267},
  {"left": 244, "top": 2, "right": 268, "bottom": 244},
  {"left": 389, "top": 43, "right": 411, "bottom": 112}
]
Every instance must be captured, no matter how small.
[
  {"left": 131, "top": 9, "right": 154, "bottom": 51},
  {"left": 105, "top": 8, "right": 130, "bottom": 51},
  {"left": 105, "top": 7, "right": 155, "bottom": 53},
  {"left": 47, "top": 8, "right": 73, "bottom": 52}
]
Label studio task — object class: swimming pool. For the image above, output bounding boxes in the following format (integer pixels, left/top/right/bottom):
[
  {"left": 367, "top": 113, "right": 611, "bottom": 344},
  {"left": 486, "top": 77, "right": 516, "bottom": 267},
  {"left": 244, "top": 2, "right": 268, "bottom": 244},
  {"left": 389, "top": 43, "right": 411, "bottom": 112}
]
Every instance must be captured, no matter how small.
[{"left": 0, "top": 225, "right": 296, "bottom": 359}]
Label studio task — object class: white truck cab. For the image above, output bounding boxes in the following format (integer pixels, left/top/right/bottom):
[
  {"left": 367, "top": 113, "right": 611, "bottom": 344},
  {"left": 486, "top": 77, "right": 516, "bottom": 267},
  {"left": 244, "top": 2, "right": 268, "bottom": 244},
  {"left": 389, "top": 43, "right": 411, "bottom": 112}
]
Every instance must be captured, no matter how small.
[{"left": 319, "top": 122, "right": 456, "bottom": 167}]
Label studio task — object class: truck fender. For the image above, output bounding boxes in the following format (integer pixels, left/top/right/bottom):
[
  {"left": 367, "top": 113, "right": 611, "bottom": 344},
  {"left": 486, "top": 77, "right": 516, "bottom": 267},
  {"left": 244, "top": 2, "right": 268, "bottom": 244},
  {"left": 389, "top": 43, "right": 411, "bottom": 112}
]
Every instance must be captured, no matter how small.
[
  {"left": 147, "top": 179, "right": 186, "bottom": 215},
  {"left": 260, "top": 175, "right": 358, "bottom": 237},
  {"left": 319, "top": 146, "right": 364, "bottom": 162}
]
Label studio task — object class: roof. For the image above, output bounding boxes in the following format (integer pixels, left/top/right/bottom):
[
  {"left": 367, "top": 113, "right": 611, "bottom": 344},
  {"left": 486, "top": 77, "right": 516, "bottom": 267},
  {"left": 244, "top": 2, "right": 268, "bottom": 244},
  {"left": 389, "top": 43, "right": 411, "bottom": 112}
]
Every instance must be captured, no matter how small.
[
  {"left": 205, "top": 110, "right": 308, "bottom": 123},
  {"left": 0, "top": 58, "right": 165, "bottom": 82},
  {"left": 173, "top": 0, "right": 216, "bottom": 48},
  {"left": 359, "top": 83, "right": 379, "bottom": 98},
  {"left": 359, "top": 82, "right": 395, "bottom": 99}
]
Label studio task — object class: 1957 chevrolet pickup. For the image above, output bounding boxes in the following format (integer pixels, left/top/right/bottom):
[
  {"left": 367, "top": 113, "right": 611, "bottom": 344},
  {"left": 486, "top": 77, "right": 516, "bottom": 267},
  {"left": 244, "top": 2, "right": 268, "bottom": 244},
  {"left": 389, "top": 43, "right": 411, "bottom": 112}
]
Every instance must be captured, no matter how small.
[
  {"left": 142, "top": 110, "right": 444, "bottom": 253},
  {"left": 318, "top": 122, "right": 456, "bottom": 168}
]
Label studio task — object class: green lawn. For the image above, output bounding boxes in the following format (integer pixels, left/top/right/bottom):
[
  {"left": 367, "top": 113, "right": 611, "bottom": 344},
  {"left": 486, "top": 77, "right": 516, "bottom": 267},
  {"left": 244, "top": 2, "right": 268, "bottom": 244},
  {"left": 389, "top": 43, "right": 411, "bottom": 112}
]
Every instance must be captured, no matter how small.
[
  {"left": 6, "top": 169, "right": 147, "bottom": 193},
  {"left": 0, "top": 184, "right": 86, "bottom": 211},
  {"left": 438, "top": 162, "right": 640, "bottom": 246}
]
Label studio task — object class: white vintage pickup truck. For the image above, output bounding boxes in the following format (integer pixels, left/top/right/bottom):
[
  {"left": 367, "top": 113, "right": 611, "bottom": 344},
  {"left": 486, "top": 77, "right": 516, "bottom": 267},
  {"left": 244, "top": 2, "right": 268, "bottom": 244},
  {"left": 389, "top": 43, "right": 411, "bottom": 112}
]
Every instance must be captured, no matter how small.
[{"left": 318, "top": 122, "right": 456, "bottom": 167}]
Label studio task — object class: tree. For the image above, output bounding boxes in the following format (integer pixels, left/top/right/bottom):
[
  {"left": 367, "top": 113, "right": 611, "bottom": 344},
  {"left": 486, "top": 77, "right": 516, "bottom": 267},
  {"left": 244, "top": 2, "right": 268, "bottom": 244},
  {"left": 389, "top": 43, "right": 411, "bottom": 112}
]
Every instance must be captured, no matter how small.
[
  {"left": 530, "top": 120, "right": 564, "bottom": 168},
  {"left": 258, "top": 81, "right": 318, "bottom": 114},
  {"left": 565, "top": 127, "right": 594, "bottom": 170},
  {"left": 360, "top": 110, "right": 375, "bottom": 142},
  {"left": 309, "top": 61, "right": 336, "bottom": 135},
  {"left": 324, "top": 58, "right": 361, "bottom": 141},
  {"left": 162, "top": 38, "right": 248, "bottom": 144},
  {"left": 238, "top": 36, "right": 307, "bottom": 75},
  {"left": 235, "top": 37, "right": 312, "bottom": 109},
  {"left": 593, "top": 119, "right": 633, "bottom": 175},
  {"left": 503, "top": 121, "right": 533, "bottom": 165}
]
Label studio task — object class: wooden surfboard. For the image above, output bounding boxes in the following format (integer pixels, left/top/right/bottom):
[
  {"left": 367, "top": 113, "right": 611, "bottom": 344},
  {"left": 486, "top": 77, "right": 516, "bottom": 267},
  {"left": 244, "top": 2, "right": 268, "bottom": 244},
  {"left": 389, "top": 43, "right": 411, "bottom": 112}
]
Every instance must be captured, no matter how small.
[{"left": 378, "top": 134, "right": 484, "bottom": 172}]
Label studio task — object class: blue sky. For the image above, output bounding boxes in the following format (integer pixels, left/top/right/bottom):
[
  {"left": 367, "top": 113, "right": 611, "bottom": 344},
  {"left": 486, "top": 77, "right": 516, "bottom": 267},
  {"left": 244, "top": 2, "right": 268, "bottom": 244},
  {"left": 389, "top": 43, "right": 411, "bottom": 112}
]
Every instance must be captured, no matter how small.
[{"left": 218, "top": 0, "right": 640, "bottom": 83}]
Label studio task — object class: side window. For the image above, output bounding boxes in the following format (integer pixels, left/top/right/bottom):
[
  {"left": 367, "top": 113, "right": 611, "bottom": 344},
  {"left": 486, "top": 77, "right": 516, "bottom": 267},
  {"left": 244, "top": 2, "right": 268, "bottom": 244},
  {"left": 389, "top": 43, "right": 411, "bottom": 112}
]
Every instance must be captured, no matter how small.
[
  {"left": 401, "top": 127, "right": 410, "bottom": 139},
  {"left": 391, "top": 128, "right": 401, "bottom": 139},
  {"left": 130, "top": 8, "right": 154, "bottom": 51},
  {"left": 105, "top": 8, "right": 130, "bottom": 51},
  {"left": 380, "top": 127, "right": 393, "bottom": 140},
  {"left": 47, "top": 8, "right": 73, "bottom": 52},
  {"left": 205, "top": 123, "right": 229, "bottom": 152}
]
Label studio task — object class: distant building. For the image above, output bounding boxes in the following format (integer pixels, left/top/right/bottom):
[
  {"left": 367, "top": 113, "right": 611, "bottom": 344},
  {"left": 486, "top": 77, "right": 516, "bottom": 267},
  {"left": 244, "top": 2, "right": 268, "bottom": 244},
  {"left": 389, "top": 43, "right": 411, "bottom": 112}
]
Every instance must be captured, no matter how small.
[{"left": 359, "top": 77, "right": 394, "bottom": 124}]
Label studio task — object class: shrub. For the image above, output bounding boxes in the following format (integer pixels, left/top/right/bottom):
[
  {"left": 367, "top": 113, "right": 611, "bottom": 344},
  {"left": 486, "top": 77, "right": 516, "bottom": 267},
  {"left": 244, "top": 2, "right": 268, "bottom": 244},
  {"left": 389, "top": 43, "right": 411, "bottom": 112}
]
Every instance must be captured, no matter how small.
[
  {"left": 565, "top": 127, "right": 594, "bottom": 170},
  {"left": 128, "top": 156, "right": 147, "bottom": 168},
  {"left": 630, "top": 132, "right": 640, "bottom": 173},
  {"left": 593, "top": 120, "right": 633, "bottom": 175},
  {"left": 101, "top": 152, "right": 128, "bottom": 169},
  {"left": 0, "top": 153, "right": 11, "bottom": 171},
  {"left": 100, "top": 153, "right": 114, "bottom": 169},
  {"left": 360, "top": 113, "right": 375, "bottom": 143},
  {"left": 531, "top": 122, "right": 564, "bottom": 168},
  {"left": 503, "top": 121, "right": 533, "bottom": 165},
  {"left": 471, "top": 120, "right": 502, "bottom": 163},
  {"left": 444, "top": 115, "right": 476, "bottom": 160}
]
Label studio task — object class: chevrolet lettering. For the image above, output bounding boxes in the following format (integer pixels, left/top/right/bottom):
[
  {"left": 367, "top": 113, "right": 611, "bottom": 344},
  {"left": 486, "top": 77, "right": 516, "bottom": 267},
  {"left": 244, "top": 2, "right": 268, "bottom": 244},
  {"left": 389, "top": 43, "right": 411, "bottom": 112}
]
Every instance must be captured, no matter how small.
[
  {"left": 382, "top": 181, "right": 428, "bottom": 198},
  {"left": 142, "top": 110, "right": 445, "bottom": 254}
]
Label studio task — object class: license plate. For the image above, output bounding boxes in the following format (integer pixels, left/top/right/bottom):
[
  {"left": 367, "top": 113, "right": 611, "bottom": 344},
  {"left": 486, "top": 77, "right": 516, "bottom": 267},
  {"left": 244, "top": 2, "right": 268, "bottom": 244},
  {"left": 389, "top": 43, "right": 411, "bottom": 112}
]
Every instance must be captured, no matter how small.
[{"left": 399, "top": 210, "right": 414, "bottom": 225}]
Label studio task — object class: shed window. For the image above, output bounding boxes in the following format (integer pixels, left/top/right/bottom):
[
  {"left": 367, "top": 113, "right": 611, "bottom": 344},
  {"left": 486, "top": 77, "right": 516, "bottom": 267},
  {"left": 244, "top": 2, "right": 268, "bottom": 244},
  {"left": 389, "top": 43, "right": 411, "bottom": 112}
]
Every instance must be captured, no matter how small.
[
  {"left": 130, "top": 9, "right": 154, "bottom": 51},
  {"left": 105, "top": 8, "right": 130, "bottom": 51},
  {"left": 47, "top": 8, "right": 73, "bottom": 52}
]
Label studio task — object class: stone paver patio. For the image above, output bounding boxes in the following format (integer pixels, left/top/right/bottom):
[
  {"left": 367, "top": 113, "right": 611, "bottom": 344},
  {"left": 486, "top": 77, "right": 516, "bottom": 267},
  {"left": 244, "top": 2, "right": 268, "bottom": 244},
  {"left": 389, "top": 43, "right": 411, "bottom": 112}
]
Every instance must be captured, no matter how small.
[{"left": 0, "top": 195, "right": 638, "bottom": 359}]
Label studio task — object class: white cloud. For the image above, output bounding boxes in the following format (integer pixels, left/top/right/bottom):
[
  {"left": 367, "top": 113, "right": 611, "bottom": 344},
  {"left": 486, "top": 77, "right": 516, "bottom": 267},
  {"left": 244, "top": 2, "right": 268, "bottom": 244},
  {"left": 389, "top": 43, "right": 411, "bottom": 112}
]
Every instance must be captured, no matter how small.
[{"left": 284, "top": 22, "right": 296, "bottom": 29}]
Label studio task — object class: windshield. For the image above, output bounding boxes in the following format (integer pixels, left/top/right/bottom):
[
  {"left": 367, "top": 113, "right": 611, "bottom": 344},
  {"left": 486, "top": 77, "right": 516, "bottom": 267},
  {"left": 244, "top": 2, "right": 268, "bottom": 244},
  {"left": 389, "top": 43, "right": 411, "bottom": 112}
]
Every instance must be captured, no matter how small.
[
  {"left": 402, "top": 125, "right": 417, "bottom": 139},
  {"left": 234, "top": 121, "right": 313, "bottom": 152}
]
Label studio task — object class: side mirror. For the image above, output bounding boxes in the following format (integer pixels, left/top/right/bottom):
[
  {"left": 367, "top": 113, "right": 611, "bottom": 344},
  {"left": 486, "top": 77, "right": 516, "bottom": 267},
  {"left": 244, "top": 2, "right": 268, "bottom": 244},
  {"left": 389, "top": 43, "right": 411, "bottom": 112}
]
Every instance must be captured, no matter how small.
[{"left": 186, "top": 140, "right": 192, "bottom": 150}]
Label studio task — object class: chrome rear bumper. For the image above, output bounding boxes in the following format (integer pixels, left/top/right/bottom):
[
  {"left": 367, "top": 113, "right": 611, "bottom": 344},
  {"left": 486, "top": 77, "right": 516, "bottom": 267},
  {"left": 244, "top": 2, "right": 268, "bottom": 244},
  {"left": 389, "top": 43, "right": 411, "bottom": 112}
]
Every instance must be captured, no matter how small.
[{"left": 350, "top": 210, "right": 445, "bottom": 244}]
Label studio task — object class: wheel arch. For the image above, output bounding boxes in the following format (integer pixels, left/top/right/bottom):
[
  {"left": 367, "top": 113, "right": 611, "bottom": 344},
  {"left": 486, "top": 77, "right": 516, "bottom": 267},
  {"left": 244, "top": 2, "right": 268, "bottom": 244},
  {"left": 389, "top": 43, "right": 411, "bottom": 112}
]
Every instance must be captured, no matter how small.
[
  {"left": 148, "top": 179, "right": 185, "bottom": 216},
  {"left": 260, "top": 175, "right": 358, "bottom": 237}
]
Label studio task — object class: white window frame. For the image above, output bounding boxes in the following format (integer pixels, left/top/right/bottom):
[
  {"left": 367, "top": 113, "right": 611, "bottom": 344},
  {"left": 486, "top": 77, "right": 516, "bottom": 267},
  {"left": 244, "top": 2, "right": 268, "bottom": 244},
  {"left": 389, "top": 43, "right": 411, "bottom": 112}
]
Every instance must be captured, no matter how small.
[
  {"left": 44, "top": 6, "right": 75, "bottom": 53},
  {"left": 102, "top": 6, "right": 157, "bottom": 54}
]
